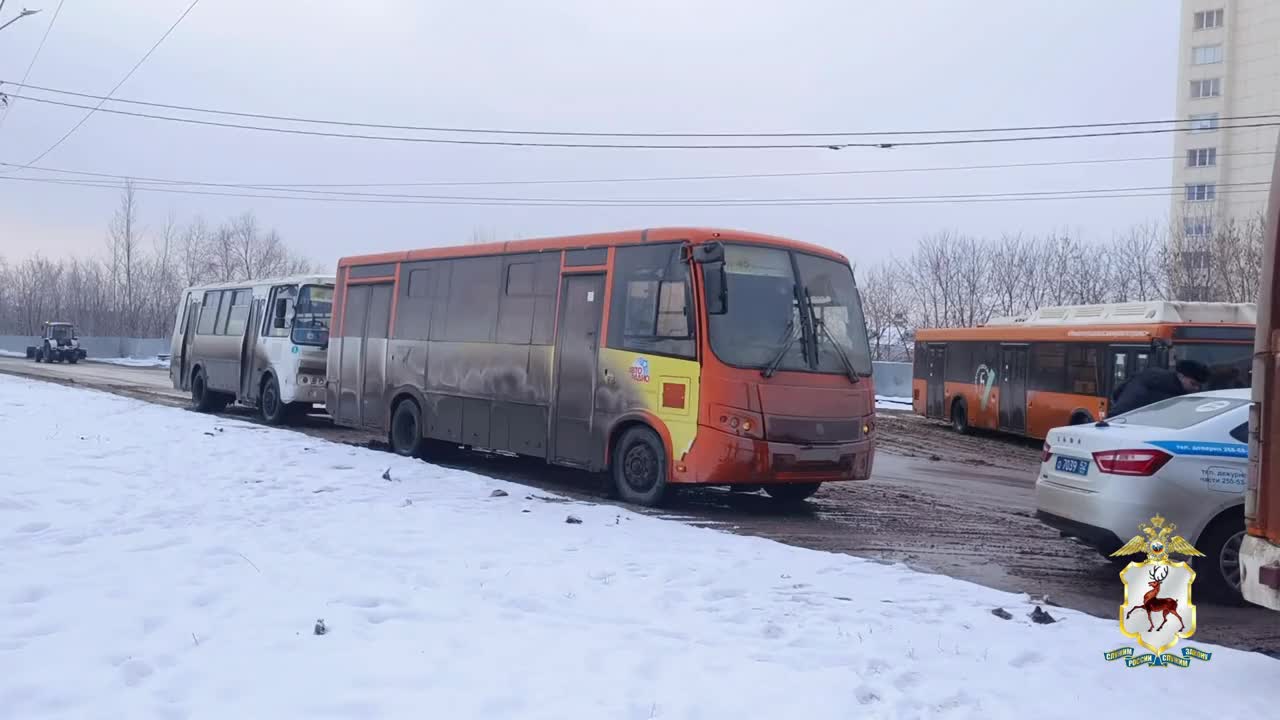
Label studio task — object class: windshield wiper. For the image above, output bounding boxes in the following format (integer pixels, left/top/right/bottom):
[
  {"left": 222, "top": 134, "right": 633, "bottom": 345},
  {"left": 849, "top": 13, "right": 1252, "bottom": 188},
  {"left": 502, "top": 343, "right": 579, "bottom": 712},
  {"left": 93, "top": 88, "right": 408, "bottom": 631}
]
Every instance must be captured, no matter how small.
[
  {"left": 761, "top": 315, "right": 799, "bottom": 378},
  {"left": 804, "top": 287, "right": 859, "bottom": 384}
]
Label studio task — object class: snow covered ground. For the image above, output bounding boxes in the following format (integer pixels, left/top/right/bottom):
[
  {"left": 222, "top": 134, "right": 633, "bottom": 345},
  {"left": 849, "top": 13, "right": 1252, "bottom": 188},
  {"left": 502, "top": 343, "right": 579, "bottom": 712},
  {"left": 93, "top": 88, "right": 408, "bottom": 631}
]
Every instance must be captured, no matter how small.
[
  {"left": 875, "top": 395, "right": 912, "bottom": 411},
  {"left": 0, "top": 375, "right": 1272, "bottom": 719}
]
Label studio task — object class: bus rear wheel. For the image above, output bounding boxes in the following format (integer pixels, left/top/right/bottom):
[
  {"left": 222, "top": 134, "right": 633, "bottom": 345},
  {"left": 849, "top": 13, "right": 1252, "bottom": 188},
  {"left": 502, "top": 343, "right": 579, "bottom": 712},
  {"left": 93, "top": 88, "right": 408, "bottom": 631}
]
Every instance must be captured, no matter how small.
[
  {"left": 390, "top": 399, "right": 424, "bottom": 458},
  {"left": 191, "top": 370, "right": 227, "bottom": 413},
  {"left": 612, "top": 426, "right": 670, "bottom": 507}
]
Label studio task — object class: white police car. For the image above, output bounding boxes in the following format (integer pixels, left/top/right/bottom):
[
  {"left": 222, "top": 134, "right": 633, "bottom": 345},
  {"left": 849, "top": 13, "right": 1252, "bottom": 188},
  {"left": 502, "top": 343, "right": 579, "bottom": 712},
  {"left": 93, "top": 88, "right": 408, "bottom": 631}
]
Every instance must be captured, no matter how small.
[{"left": 1035, "top": 388, "right": 1250, "bottom": 599}]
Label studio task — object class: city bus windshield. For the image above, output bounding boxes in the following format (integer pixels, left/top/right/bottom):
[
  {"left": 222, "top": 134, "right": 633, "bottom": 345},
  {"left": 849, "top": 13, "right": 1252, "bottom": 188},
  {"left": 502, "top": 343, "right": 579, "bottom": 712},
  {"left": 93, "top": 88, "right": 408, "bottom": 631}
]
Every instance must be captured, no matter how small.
[
  {"left": 292, "top": 284, "right": 333, "bottom": 347},
  {"left": 706, "top": 244, "right": 873, "bottom": 376},
  {"left": 1173, "top": 342, "right": 1253, "bottom": 389}
]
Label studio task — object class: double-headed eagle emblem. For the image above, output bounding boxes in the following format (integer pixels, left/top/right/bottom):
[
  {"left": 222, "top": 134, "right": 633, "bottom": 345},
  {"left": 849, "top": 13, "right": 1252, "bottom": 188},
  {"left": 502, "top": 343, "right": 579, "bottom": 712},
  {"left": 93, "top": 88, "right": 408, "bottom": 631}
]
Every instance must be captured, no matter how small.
[{"left": 1110, "top": 514, "right": 1204, "bottom": 562}]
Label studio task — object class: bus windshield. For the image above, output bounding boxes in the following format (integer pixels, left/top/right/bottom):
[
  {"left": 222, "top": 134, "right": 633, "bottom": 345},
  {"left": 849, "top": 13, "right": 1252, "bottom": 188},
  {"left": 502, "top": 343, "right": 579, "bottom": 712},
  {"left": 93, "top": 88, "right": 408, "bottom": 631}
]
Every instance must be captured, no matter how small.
[
  {"left": 706, "top": 244, "right": 873, "bottom": 376},
  {"left": 292, "top": 284, "right": 333, "bottom": 347},
  {"left": 1173, "top": 342, "right": 1252, "bottom": 389}
]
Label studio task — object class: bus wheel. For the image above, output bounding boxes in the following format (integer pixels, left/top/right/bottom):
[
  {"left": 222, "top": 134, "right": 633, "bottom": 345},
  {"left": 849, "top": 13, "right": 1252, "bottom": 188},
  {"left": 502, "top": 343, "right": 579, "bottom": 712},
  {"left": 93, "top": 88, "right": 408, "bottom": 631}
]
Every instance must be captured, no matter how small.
[
  {"left": 612, "top": 426, "right": 669, "bottom": 507},
  {"left": 951, "top": 399, "right": 970, "bottom": 434},
  {"left": 259, "top": 376, "right": 287, "bottom": 425},
  {"left": 764, "top": 482, "right": 821, "bottom": 504},
  {"left": 191, "top": 370, "right": 226, "bottom": 413},
  {"left": 390, "top": 399, "right": 424, "bottom": 458}
]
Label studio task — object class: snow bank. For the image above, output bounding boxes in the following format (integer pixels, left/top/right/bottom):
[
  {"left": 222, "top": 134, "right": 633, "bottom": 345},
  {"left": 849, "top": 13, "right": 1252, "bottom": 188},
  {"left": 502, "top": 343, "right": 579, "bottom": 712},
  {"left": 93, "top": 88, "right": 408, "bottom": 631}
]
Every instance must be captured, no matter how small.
[
  {"left": 0, "top": 375, "right": 1271, "bottom": 719},
  {"left": 88, "top": 356, "right": 169, "bottom": 369},
  {"left": 875, "top": 395, "right": 912, "bottom": 411}
]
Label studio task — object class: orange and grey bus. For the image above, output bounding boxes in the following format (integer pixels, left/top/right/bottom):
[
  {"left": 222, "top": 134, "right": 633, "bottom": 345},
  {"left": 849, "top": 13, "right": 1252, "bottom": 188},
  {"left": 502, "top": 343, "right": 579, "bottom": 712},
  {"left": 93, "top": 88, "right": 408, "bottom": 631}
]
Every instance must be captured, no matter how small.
[
  {"left": 913, "top": 301, "right": 1255, "bottom": 440},
  {"left": 328, "top": 227, "right": 877, "bottom": 506}
]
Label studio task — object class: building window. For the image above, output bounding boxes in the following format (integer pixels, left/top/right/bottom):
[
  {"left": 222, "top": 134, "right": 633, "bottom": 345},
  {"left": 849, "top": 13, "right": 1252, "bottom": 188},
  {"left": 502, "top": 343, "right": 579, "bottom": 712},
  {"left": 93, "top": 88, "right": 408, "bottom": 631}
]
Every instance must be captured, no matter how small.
[
  {"left": 1185, "top": 183, "right": 1216, "bottom": 202},
  {"left": 1183, "top": 217, "right": 1213, "bottom": 237},
  {"left": 1190, "top": 78, "right": 1221, "bottom": 98},
  {"left": 1192, "top": 45, "right": 1223, "bottom": 65},
  {"left": 1194, "top": 9, "right": 1224, "bottom": 30},
  {"left": 1189, "top": 113, "right": 1219, "bottom": 133},
  {"left": 1181, "top": 250, "right": 1211, "bottom": 271},
  {"left": 1187, "top": 148, "right": 1217, "bottom": 167}
]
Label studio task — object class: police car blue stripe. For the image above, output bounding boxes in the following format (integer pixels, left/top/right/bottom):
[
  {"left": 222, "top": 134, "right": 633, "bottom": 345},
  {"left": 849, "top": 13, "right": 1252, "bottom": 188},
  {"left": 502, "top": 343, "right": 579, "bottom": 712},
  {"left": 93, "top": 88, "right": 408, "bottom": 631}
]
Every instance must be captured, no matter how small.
[{"left": 1144, "top": 440, "right": 1248, "bottom": 458}]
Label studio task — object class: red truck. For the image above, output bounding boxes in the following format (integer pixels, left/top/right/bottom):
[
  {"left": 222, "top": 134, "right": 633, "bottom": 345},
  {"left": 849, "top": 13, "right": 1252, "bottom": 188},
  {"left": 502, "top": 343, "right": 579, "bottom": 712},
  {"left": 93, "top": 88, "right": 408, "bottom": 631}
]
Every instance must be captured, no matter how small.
[{"left": 1241, "top": 138, "right": 1280, "bottom": 610}]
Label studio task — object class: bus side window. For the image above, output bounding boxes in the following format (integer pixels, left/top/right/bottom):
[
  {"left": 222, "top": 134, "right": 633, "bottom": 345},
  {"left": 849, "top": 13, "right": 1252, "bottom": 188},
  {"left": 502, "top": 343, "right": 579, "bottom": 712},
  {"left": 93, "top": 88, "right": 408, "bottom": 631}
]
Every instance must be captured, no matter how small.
[
  {"left": 1112, "top": 352, "right": 1128, "bottom": 385},
  {"left": 1135, "top": 351, "right": 1150, "bottom": 373},
  {"left": 608, "top": 244, "right": 696, "bottom": 359}
]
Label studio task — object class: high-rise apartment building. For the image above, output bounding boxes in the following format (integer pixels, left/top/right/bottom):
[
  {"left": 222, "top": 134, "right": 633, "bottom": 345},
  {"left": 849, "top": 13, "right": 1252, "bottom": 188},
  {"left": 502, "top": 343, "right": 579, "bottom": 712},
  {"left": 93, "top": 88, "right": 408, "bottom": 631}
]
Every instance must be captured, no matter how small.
[{"left": 1171, "top": 1, "right": 1280, "bottom": 239}]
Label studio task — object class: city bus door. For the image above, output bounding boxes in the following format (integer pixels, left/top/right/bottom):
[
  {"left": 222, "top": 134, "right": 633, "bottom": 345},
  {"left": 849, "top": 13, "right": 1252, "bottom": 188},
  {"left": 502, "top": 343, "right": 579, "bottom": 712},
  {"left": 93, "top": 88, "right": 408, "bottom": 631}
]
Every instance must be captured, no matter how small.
[
  {"left": 925, "top": 344, "right": 946, "bottom": 419},
  {"left": 551, "top": 273, "right": 605, "bottom": 467},
  {"left": 999, "top": 344, "right": 1029, "bottom": 433}
]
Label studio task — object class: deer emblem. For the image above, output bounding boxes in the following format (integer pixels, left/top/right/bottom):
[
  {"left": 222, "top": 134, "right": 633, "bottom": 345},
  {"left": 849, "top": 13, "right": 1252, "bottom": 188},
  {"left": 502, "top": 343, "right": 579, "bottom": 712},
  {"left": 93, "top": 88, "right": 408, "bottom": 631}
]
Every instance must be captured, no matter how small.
[{"left": 1124, "top": 566, "right": 1185, "bottom": 633}]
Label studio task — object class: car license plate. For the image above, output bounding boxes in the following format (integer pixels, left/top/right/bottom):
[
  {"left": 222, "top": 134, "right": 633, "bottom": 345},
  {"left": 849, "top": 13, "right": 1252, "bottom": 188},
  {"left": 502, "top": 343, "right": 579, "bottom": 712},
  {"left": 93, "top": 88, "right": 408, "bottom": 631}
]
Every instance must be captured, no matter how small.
[{"left": 1055, "top": 456, "right": 1090, "bottom": 476}]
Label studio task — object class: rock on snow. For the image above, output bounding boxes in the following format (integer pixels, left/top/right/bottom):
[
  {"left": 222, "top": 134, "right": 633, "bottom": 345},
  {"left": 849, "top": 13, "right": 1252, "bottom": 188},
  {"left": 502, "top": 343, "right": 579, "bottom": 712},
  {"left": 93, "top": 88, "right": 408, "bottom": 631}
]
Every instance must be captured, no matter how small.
[{"left": 0, "top": 375, "right": 1272, "bottom": 719}]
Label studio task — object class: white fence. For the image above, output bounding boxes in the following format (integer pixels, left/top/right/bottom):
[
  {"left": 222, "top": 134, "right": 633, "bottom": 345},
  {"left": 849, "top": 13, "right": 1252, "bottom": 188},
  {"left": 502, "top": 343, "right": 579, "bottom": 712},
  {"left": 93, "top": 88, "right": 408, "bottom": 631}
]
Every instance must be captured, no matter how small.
[{"left": 871, "top": 361, "right": 912, "bottom": 398}]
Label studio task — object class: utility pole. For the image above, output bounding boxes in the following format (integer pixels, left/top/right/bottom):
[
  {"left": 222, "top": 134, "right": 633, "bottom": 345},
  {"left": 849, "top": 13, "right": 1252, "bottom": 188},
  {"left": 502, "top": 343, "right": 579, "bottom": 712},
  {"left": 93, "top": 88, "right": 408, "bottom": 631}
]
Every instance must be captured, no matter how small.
[{"left": 0, "top": 6, "right": 42, "bottom": 34}]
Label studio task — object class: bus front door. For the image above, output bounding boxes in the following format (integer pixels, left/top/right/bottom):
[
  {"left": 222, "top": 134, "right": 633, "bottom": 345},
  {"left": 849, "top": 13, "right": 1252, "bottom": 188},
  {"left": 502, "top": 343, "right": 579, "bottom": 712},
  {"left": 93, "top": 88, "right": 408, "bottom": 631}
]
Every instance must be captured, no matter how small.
[
  {"left": 551, "top": 274, "right": 605, "bottom": 467},
  {"left": 999, "top": 344, "right": 1029, "bottom": 433},
  {"left": 925, "top": 344, "right": 945, "bottom": 419}
]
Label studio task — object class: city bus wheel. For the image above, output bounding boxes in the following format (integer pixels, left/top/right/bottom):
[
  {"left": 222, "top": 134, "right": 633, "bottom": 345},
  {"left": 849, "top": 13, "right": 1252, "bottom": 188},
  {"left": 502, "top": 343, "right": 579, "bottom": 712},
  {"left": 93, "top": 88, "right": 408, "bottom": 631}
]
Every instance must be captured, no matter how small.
[
  {"left": 390, "top": 399, "right": 424, "bottom": 458},
  {"left": 951, "top": 399, "right": 970, "bottom": 434},
  {"left": 612, "top": 426, "right": 669, "bottom": 507},
  {"left": 259, "top": 376, "right": 287, "bottom": 425},
  {"left": 764, "top": 482, "right": 822, "bottom": 504}
]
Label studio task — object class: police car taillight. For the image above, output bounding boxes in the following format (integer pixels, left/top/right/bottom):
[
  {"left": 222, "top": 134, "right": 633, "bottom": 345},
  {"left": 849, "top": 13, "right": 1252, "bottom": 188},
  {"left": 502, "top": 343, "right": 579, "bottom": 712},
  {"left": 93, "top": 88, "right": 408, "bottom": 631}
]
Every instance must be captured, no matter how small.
[
  {"left": 1091, "top": 449, "right": 1173, "bottom": 476},
  {"left": 1041, "top": 442, "right": 1052, "bottom": 463}
]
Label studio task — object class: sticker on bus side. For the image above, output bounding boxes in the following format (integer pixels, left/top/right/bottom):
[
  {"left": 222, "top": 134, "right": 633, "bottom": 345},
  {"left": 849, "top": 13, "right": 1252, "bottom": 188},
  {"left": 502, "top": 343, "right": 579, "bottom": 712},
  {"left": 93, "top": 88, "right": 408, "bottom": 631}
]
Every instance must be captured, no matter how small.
[{"left": 629, "top": 357, "right": 651, "bottom": 383}]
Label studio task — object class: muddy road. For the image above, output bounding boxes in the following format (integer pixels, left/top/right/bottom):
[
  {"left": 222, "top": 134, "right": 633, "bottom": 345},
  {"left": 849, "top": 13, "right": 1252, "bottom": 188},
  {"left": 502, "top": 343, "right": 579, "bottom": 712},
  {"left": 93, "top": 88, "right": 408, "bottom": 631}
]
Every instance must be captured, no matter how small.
[{"left": 2, "top": 355, "right": 1276, "bottom": 657}]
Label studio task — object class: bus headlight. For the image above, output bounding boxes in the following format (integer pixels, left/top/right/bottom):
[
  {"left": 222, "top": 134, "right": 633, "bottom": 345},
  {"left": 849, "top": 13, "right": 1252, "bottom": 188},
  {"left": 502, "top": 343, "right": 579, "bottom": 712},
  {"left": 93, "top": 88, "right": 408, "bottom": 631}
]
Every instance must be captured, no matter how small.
[{"left": 711, "top": 404, "right": 765, "bottom": 440}]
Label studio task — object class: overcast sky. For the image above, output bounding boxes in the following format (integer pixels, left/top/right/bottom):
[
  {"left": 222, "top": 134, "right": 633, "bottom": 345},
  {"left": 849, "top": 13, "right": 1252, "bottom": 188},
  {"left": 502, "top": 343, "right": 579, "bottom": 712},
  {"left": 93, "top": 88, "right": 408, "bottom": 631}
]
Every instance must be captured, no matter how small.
[{"left": 0, "top": 0, "right": 1181, "bottom": 272}]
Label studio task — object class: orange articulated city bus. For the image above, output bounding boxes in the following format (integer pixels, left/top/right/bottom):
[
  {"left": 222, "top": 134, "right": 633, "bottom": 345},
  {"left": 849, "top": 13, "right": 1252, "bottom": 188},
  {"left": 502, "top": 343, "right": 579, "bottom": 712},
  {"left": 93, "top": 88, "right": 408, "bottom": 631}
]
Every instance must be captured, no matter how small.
[
  {"left": 911, "top": 302, "right": 1256, "bottom": 440},
  {"left": 327, "top": 227, "right": 876, "bottom": 507}
]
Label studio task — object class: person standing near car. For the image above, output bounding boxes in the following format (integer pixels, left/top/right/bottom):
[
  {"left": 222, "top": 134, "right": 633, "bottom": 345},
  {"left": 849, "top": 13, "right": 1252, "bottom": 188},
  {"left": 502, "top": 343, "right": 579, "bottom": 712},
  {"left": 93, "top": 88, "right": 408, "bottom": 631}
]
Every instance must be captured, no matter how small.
[{"left": 1107, "top": 359, "right": 1212, "bottom": 416}]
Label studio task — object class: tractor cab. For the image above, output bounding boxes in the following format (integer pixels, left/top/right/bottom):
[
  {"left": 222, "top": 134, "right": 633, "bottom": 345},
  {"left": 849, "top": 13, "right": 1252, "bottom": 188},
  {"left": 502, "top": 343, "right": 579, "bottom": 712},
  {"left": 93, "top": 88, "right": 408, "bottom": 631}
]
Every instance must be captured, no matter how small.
[{"left": 26, "top": 322, "right": 87, "bottom": 364}]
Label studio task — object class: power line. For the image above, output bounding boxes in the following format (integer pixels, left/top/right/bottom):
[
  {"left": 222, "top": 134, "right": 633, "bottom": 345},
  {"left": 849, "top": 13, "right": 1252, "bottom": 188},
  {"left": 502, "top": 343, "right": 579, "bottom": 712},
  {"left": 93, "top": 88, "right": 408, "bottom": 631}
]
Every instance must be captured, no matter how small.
[
  {"left": 5, "top": 79, "right": 1280, "bottom": 139},
  {"left": 0, "top": 172, "right": 1268, "bottom": 207},
  {"left": 6, "top": 91, "right": 1280, "bottom": 151},
  {"left": 4, "top": 150, "right": 1272, "bottom": 190},
  {"left": 4, "top": 0, "right": 201, "bottom": 173},
  {"left": 0, "top": 0, "right": 65, "bottom": 134}
]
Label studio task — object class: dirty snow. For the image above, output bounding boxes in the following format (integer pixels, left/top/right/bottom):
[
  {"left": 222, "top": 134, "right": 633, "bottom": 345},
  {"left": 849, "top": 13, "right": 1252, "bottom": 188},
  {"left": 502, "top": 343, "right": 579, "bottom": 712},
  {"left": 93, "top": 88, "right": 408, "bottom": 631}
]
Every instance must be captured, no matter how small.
[{"left": 0, "top": 375, "right": 1272, "bottom": 720}]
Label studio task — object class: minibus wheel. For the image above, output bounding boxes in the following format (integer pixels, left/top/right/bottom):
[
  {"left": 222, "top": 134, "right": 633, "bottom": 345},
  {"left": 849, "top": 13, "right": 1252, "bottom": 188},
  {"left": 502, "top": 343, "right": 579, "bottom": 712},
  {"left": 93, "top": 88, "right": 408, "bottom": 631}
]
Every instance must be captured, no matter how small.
[
  {"left": 191, "top": 369, "right": 227, "bottom": 413},
  {"left": 612, "top": 425, "right": 669, "bottom": 507},
  {"left": 390, "top": 399, "right": 424, "bottom": 458},
  {"left": 259, "top": 376, "right": 287, "bottom": 425}
]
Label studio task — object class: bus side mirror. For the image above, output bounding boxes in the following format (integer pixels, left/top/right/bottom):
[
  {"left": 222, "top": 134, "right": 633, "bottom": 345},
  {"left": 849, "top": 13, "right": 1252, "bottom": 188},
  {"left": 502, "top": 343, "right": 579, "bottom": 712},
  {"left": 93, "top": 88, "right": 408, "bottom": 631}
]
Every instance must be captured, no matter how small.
[
  {"left": 273, "top": 299, "right": 289, "bottom": 329},
  {"left": 703, "top": 262, "right": 728, "bottom": 315}
]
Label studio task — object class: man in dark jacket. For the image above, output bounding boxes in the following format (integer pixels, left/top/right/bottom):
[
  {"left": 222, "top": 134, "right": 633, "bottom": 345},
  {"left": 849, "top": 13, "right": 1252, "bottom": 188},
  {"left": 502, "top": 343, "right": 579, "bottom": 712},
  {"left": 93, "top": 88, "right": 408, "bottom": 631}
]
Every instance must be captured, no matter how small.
[{"left": 1108, "top": 360, "right": 1212, "bottom": 416}]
